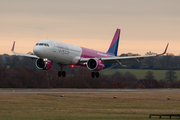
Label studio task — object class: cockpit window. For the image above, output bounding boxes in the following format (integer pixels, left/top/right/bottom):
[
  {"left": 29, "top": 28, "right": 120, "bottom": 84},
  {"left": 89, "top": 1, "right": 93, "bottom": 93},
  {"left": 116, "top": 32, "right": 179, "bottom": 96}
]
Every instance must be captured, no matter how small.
[
  {"left": 44, "top": 43, "right": 49, "bottom": 47},
  {"left": 39, "top": 43, "right": 43, "bottom": 46},
  {"left": 35, "top": 43, "right": 49, "bottom": 47}
]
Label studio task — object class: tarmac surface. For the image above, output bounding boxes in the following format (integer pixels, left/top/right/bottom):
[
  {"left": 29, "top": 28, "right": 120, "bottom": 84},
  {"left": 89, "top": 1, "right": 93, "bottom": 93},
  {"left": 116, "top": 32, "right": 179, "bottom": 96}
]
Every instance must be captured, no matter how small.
[{"left": 0, "top": 89, "right": 180, "bottom": 94}]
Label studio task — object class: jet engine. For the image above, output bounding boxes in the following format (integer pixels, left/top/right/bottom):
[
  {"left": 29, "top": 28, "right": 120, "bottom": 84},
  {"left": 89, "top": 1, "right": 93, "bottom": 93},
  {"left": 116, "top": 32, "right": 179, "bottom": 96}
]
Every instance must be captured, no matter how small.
[
  {"left": 87, "top": 58, "right": 104, "bottom": 71},
  {"left": 35, "top": 58, "right": 52, "bottom": 70}
]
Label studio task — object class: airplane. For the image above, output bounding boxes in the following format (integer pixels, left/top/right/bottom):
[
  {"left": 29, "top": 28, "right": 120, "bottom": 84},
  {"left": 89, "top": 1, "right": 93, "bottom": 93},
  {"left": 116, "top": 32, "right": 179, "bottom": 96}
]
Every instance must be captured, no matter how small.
[{"left": 11, "top": 29, "right": 169, "bottom": 78}]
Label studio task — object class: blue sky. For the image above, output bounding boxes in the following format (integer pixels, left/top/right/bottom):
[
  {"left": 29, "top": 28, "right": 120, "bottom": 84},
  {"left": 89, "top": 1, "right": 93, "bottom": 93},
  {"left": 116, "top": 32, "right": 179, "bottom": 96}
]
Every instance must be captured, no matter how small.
[{"left": 0, "top": 0, "right": 180, "bottom": 55}]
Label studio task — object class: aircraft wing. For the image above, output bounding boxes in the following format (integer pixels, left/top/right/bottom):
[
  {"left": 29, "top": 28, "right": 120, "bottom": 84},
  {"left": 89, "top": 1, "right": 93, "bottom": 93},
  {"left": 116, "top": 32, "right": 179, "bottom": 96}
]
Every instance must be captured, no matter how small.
[
  {"left": 100, "top": 54, "right": 159, "bottom": 65},
  {"left": 80, "top": 43, "right": 169, "bottom": 65},
  {"left": 11, "top": 41, "right": 39, "bottom": 59}
]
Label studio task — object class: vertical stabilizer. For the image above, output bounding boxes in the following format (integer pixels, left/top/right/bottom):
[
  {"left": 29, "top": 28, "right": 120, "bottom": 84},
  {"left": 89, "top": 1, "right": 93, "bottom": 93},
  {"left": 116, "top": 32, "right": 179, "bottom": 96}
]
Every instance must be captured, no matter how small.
[{"left": 107, "top": 29, "right": 120, "bottom": 56}]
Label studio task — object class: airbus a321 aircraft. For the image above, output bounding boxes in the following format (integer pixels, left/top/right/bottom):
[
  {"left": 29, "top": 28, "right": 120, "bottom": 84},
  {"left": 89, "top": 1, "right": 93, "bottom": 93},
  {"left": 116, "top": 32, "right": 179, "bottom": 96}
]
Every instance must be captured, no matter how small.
[{"left": 11, "top": 29, "right": 169, "bottom": 78}]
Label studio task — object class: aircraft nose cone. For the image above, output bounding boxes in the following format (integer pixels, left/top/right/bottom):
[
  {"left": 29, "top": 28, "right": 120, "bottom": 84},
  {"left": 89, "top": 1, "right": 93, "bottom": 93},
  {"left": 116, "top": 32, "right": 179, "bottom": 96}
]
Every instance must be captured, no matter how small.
[{"left": 33, "top": 46, "right": 41, "bottom": 56}]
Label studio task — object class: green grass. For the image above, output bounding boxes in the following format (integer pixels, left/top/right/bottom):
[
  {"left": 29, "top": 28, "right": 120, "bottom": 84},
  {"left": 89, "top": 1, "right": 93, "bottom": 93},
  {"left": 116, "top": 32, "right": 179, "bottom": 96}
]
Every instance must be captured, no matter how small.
[
  {"left": 101, "top": 69, "right": 180, "bottom": 80},
  {"left": 0, "top": 92, "right": 180, "bottom": 120}
]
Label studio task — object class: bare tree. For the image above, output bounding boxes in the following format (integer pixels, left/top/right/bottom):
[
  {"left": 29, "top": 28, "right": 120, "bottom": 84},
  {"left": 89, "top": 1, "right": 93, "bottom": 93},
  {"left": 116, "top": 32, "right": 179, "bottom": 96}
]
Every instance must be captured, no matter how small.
[
  {"left": 144, "top": 71, "right": 155, "bottom": 80},
  {"left": 143, "top": 51, "right": 157, "bottom": 69}
]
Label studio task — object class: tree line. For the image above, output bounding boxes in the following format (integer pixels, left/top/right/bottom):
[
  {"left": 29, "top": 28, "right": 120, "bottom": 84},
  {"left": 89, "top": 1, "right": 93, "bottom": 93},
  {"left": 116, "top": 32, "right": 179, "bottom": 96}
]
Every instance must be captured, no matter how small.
[
  {"left": 0, "top": 53, "right": 180, "bottom": 88},
  {"left": 118, "top": 52, "right": 180, "bottom": 70}
]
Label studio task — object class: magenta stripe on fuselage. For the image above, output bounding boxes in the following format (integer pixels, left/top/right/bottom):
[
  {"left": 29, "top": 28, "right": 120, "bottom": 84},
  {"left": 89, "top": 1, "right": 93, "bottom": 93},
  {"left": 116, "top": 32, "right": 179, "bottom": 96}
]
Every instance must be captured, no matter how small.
[
  {"left": 108, "top": 29, "right": 120, "bottom": 49},
  {"left": 80, "top": 47, "right": 110, "bottom": 58}
]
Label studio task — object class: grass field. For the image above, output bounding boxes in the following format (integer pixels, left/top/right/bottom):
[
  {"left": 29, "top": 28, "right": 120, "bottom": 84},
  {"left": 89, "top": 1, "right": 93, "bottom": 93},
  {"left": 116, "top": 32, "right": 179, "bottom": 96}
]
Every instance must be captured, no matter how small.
[
  {"left": 0, "top": 91, "right": 180, "bottom": 120},
  {"left": 101, "top": 69, "right": 180, "bottom": 80}
]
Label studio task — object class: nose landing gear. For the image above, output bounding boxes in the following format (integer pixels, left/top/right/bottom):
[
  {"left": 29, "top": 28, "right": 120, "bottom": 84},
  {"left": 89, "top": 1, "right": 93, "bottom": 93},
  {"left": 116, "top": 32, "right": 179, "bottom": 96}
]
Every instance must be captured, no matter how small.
[
  {"left": 58, "top": 71, "right": 66, "bottom": 77},
  {"left": 58, "top": 64, "right": 66, "bottom": 77}
]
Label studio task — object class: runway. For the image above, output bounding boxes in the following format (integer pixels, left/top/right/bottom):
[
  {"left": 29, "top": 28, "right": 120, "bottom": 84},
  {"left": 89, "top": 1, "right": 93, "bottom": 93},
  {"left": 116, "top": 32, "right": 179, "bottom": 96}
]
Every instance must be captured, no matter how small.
[{"left": 0, "top": 89, "right": 180, "bottom": 94}]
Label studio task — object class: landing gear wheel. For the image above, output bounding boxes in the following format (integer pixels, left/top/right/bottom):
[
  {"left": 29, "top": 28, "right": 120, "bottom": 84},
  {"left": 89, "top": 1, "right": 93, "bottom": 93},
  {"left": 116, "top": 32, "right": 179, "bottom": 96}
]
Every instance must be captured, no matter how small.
[
  {"left": 91, "top": 72, "right": 95, "bottom": 78},
  {"left": 95, "top": 72, "right": 99, "bottom": 78},
  {"left": 62, "top": 71, "right": 66, "bottom": 77},
  {"left": 58, "top": 71, "right": 61, "bottom": 77},
  {"left": 91, "top": 72, "right": 99, "bottom": 78},
  {"left": 58, "top": 71, "right": 66, "bottom": 77}
]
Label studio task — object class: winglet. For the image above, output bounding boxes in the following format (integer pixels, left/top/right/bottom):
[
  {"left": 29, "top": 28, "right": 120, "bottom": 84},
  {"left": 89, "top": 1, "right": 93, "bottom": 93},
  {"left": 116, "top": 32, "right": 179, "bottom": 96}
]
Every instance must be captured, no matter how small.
[
  {"left": 11, "top": 41, "right": 15, "bottom": 52},
  {"left": 10, "top": 41, "right": 39, "bottom": 59},
  {"left": 158, "top": 43, "right": 169, "bottom": 56}
]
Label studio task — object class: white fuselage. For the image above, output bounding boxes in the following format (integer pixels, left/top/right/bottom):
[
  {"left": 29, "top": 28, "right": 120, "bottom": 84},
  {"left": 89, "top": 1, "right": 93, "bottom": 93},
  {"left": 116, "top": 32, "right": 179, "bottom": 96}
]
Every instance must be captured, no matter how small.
[{"left": 33, "top": 39, "right": 82, "bottom": 64}]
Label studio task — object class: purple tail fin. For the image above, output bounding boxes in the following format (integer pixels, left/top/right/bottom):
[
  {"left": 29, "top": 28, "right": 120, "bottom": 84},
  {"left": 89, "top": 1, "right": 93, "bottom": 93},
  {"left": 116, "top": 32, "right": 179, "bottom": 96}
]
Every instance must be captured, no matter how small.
[{"left": 107, "top": 29, "right": 121, "bottom": 56}]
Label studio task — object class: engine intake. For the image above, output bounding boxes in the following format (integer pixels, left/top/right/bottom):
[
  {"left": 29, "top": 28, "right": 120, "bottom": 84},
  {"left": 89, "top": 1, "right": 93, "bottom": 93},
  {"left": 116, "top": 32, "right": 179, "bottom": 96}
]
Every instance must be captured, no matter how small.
[
  {"left": 35, "top": 58, "right": 52, "bottom": 70},
  {"left": 87, "top": 58, "right": 104, "bottom": 71}
]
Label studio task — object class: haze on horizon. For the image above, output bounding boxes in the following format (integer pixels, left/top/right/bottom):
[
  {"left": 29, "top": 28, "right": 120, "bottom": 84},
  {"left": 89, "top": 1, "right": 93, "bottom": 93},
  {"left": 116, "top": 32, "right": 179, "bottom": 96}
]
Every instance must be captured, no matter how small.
[{"left": 0, "top": 0, "right": 180, "bottom": 56}]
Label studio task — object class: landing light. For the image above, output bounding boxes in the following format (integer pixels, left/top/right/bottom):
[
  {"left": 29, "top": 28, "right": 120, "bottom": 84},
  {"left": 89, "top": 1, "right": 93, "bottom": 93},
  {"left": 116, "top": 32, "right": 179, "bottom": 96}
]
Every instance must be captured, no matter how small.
[{"left": 43, "top": 58, "right": 48, "bottom": 61}]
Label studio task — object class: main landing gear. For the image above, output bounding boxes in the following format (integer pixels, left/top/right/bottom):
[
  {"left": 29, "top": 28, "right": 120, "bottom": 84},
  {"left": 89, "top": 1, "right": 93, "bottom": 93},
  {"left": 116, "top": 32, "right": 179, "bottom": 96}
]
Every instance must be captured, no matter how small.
[
  {"left": 91, "top": 72, "right": 99, "bottom": 78},
  {"left": 58, "top": 64, "right": 66, "bottom": 77}
]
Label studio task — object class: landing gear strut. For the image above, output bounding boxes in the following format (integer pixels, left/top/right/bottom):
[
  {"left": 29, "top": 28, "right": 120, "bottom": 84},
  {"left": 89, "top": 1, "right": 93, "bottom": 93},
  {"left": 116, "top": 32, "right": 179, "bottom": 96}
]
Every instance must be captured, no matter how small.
[
  {"left": 91, "top": 72, "right": 99, "bottom": 78},
  {"left": 58, "top": 64, "right": 66, "bottom": 77}
]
